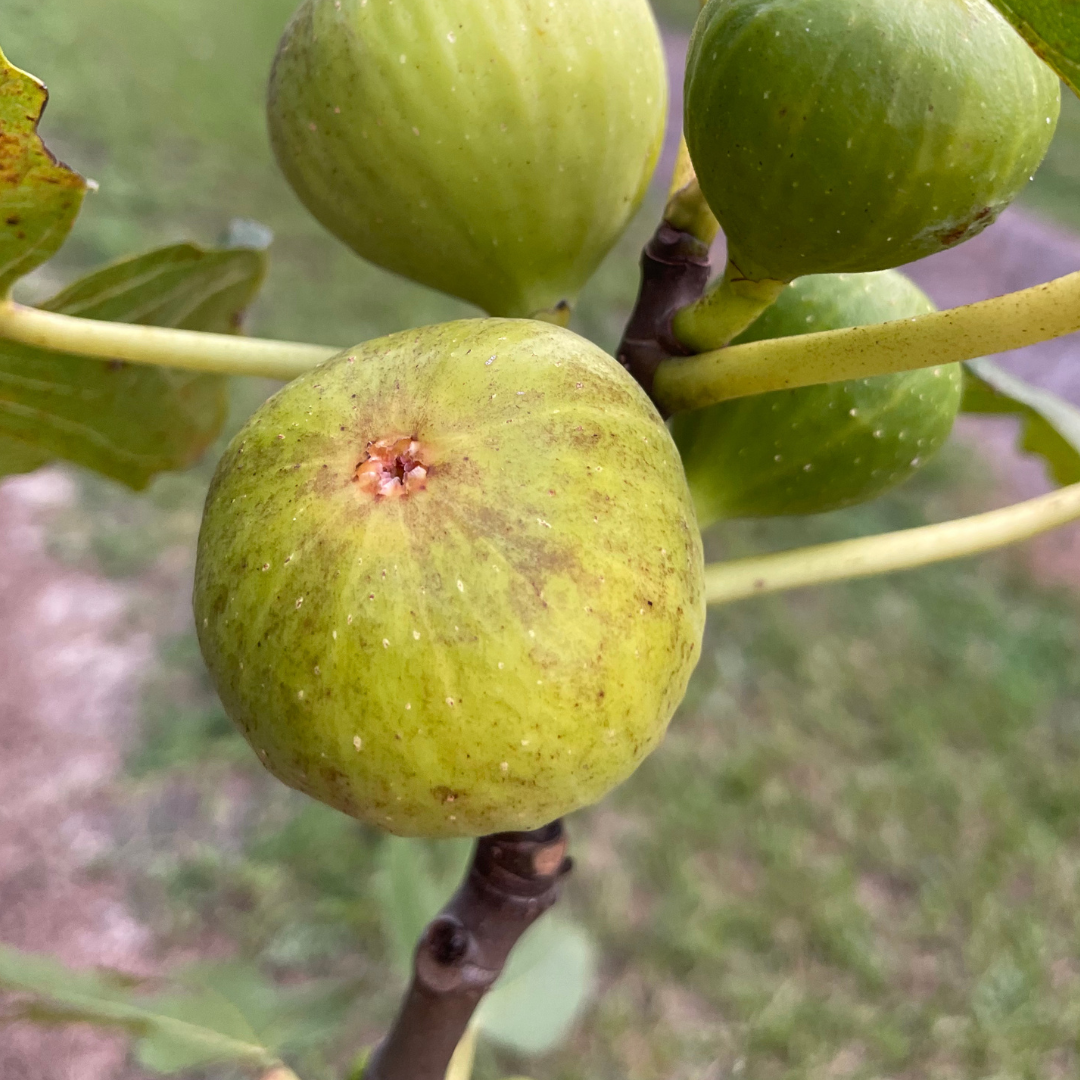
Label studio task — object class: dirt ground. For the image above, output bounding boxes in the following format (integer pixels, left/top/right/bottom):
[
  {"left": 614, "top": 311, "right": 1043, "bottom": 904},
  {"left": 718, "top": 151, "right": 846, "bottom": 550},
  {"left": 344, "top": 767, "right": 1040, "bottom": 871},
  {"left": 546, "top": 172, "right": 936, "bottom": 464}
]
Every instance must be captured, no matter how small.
[{"left": 0, "top": 470, "right": 155, "bottom": 1080}]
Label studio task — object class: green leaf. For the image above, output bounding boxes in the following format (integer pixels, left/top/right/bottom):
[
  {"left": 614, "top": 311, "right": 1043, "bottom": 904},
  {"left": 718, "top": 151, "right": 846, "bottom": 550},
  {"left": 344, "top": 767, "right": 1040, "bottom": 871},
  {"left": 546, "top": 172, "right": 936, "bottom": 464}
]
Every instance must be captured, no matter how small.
[
  {"left": 0, "top": 48, "right": 87, "bottom": 294},
  {"left": 0, "top": 943, "right": 283, "bottom": 1073},
  {"left": 375, "top": 837, "right": 472, "bottom": 975},
  {"left": 168, "top": 960, "right": 349, "bottom": 1059},
  {"left": 0, "top": 432, "right": 49, "bottom": 475},
  {"left": 475, "top": 918, "right": 596, "bottom": 1056},
  {"left": 962, "top": 358, "right": 1080, "bottom": 487},
  {"left": 988, "top": 2, "right": 1080, "bottom": 97},
  {"left": 0, "top": 241, "right": 266, "bottom": 487}
]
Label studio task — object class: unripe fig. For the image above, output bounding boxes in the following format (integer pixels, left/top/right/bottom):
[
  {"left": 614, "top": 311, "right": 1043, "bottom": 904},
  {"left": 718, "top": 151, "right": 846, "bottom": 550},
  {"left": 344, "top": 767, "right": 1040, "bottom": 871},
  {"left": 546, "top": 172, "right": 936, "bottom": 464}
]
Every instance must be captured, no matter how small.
[
  {"left": 671, "top": 271, "right": 963, "bottom": 524},
  {"left": 684, "top": 0, "right": 1060, "bottom": 286},
  {"left": 268, "top": 0, "right": 667, "bottom": 320},
  {"left": 194, "top": 320, "right": 705, "bottom": 838}
]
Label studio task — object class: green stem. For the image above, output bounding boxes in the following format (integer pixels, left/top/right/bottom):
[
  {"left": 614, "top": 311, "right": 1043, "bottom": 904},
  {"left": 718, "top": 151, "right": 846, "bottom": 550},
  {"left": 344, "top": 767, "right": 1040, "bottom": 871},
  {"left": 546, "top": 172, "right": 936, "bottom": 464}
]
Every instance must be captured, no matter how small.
[
  {"left": 654, "top": 269, "right": 1080, "bottom": 414},
  {"left": 703, "top": 483, "right": 1080, "bottom": 606},
  {"left": 530, "top": 302, "right": 573, "bottom": 328},
  {"left": 0, "top": 300, "right": 337, "bottom": 380},
  {"left": 672, "top": 258, "right": 787, "bottom": 351},
  {"left": 663, "top": 138, "right": 720, "bottom": 247}
]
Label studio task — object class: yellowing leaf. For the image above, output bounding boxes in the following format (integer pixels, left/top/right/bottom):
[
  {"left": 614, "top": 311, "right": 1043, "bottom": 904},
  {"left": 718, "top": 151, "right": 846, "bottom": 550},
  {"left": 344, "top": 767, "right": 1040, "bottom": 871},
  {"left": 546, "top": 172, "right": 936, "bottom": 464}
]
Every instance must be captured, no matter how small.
[{"left": 0, "top": 47, "right": 87, "bottom": 294}]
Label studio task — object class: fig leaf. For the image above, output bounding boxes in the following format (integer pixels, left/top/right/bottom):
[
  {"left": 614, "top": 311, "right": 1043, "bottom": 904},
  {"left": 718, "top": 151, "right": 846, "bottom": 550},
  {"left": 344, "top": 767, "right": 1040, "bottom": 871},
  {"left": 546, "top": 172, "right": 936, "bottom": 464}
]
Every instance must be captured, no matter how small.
[
  {"left": 0, "top": 944, "right": 286, "bottom": 1073},
  {"left": 988, "top": 2, "right": 1080, "bottom": 96},
  {"left": 962, "top": 359, "right": 1080, "bottom": 487},
  {"left": 376, "top": 836, "right": 471, "bottom": 975},
  {"left": 475, "top": 917, "right": 596, "bottom": 1055},
  {"left": 0, "top": 432, "right": 49, "bottom": 476},
  {"left": 0, "top": 241, "right": 267, "bottom": 488},
  {"left": 0, "top": 48, "right": 87, "bottom": 295}
]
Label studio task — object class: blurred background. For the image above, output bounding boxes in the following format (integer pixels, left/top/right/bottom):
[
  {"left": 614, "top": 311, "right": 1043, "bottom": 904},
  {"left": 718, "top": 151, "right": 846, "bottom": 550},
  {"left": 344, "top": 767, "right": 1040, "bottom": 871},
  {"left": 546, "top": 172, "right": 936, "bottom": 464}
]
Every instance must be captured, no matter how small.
[{"left": 1, "top": 0, "right": 1079, "bottom": 1077}]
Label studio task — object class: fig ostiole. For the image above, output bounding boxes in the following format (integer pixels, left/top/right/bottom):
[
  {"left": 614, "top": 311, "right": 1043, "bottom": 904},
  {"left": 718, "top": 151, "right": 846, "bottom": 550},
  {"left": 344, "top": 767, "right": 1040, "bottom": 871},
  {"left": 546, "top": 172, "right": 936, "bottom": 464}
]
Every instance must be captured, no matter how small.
[
  {"left": 671, "top": 271, "right": 963, "bottom": 524},
  {"left": 194, "top": 319, "right": 705, "bottom": 838},
  {"left": 680, "top": 0, "right": 1059, "bottom": 346},
  {"left": 268, "top": 0, "right": 667, "bottom": 320}
]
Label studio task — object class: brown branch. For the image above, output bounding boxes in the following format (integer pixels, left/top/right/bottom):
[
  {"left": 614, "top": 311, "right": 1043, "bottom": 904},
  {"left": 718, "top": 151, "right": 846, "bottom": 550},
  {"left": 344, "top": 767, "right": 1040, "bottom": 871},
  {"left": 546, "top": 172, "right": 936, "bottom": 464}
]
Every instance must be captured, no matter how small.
[
  {"left": 616, "top": 222, "right": 711, "bottom": 407},
  {"left": 364, "top": 821, "right": 572, "bottom": 1080}
]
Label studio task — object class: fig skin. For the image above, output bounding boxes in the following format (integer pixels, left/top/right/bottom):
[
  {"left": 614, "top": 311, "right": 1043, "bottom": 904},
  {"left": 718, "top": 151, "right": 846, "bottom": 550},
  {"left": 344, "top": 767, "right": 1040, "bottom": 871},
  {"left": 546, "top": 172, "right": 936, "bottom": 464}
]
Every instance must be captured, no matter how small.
[
  {"left": 685, "top": 0, "right": 1060, "bottom": 285},
  {"left": 671, "top": 272, "right": 963, "bottom": 525},
  {"left": 268, "top": 0, "right": 667, "bottom": 319},
  {"left": 194, "top": 320, "right": 705, "bottom": 838}
]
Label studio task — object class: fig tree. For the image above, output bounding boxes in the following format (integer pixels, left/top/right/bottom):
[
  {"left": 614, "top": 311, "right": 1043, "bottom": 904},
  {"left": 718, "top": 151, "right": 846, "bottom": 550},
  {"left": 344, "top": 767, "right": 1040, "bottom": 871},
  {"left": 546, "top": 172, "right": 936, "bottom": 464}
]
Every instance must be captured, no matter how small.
[
  {"left": 671, "top": 271, "right": 963, "bottom": 524},
  {"left": 194, "top": 319, "right": 705, "bottom": 838},
  {"left": 268, "top": 0, "right": 667, "bottom": 320},
  {"left": 680, "top": 0, "right": 1059, "bottom": 344}
]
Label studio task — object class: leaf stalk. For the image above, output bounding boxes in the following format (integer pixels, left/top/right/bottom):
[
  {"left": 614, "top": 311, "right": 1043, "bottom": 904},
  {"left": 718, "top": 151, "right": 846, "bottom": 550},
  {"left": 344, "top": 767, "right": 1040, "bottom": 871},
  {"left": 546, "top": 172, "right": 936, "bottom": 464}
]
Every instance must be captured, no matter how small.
[
  {"left": 0, "top": 300, "right": 335, "bottom": 381},
  {"left": 703, "top": 482, "right": 1080, "bottom": 606},
  {"left": 655, "top": 270, "right": 1080, "bottom": 414}
]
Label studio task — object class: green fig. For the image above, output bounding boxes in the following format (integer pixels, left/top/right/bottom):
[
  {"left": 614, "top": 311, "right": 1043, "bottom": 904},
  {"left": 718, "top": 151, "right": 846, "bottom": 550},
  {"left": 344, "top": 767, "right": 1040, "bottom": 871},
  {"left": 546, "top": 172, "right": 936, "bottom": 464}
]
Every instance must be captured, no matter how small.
[
  {"left": 268, "top": 0, "right": 667, "bottom": 320},
  {"left": 671, "top": 271, "right": 963, "bottom": 524},
  {"left": 680, "top": 0, "right": 1059, "bottom": 343},
  {"left": 194, "top": 320, "right": 705, "bottom": 838}
]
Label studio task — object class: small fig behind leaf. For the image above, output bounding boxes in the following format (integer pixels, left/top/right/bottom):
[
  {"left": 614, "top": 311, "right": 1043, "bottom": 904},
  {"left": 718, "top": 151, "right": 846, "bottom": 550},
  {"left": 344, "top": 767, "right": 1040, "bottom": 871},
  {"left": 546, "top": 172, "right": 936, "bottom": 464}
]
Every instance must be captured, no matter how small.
[
  {"left": 194, "top": 320, "right": 705, "bottom": 838},
  {"left": 268, "top": 0, "right": 667, "bottom": 320},
  {"left": 672, "top": 271, "right": 963, "bottom": 524},
  {"left": 684, "top": 0, "right": 1060, "bottom": 287}
]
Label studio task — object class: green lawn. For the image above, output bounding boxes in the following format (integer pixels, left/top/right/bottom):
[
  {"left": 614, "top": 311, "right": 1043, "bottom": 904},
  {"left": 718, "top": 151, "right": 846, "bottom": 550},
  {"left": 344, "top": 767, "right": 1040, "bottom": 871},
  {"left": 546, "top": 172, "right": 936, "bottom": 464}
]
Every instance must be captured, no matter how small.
[{"left": 4, "top": 2, "right": 1080, "bottom": 1078}]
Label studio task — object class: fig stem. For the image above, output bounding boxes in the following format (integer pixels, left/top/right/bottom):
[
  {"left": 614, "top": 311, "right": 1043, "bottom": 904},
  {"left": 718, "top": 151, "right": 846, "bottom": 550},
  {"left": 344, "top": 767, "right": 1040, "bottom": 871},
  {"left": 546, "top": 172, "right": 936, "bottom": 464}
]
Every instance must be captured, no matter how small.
[
  {"left": 363, "top": 822, "right": 572, "bottom": 1080},
  {"left": 663, "top": 138, "right": 720, "bottom": 247},
  {"left": 617, "top": 223, "right": 712, "bottom": 396},
  {"left": 702, "top": 482, "right": 1080, "bottom": 605},
  {"left": 672, "top": 258, "right": 787, "bottom": 351},
  {"left": 0, "top": 299, "right": 336, "bottom": 380},
  {"left": 653, "top": 269, "right": 1080, "bottom": 414},
  {"left": 617, "top": 138, "right": 715, "bottom": 398}
]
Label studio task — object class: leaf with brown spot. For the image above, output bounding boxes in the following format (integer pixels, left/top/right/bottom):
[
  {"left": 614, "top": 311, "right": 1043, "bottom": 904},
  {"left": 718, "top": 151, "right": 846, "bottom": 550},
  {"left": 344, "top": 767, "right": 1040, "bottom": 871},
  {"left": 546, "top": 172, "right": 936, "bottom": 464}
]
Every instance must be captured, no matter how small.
[{"left": 0, "top": 47, "right": 87, "bottom": 295}]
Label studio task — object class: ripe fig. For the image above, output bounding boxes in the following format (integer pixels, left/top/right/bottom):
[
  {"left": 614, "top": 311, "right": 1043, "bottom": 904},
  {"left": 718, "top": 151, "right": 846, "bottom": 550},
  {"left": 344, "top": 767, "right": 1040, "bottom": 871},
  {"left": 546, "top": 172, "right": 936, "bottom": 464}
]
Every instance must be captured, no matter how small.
[
  {"left": 684, "top": 0, "right": 1059, "bottom": 292},
  {"left": 671, "top": 271, "right": 963, "bottom": 524},
  {"left": 268, "top": 0, "right": 667, "bottom": 320},
  {"left": 194, "top": 320, "right": 705, "bottom": 838}
]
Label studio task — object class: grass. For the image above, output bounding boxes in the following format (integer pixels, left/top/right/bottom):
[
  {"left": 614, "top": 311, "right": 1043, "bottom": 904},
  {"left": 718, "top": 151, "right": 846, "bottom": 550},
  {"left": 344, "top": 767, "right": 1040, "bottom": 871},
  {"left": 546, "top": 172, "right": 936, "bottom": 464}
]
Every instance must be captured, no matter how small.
[{"left": 4, "top": 1, "right": 1080, "bottom": 1078}]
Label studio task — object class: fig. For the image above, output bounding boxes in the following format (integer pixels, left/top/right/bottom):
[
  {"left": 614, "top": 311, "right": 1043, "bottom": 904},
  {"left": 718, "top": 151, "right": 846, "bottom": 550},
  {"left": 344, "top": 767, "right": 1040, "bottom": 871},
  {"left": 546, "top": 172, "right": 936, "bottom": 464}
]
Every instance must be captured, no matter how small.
[
  {"left": 194, "top": 319, "right": 705, "bottom": 838},
  {"left": 268, "top": 0, "right": 667, "bottom": 320},
  {"left": 671, "top": 271, "right": 963, "bottom": 524},
  {"left": 684, "top": 0, "right": 1060, "bottom": 289}
]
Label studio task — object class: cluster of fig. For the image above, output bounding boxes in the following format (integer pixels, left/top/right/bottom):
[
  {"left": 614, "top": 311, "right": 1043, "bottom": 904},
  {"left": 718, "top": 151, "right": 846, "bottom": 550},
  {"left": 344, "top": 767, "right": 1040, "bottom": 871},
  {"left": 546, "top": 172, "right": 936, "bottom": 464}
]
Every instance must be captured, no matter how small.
[{"left": 194, "top": 0, "right": 1060, "bottom": 836}]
